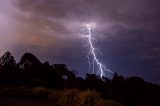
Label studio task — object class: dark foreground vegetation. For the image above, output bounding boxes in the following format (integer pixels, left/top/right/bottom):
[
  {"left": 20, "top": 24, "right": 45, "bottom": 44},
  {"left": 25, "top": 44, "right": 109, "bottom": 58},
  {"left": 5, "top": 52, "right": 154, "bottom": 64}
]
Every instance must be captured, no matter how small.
[{"left": 0, "top": 52, "right": 160, "bottom": 106}]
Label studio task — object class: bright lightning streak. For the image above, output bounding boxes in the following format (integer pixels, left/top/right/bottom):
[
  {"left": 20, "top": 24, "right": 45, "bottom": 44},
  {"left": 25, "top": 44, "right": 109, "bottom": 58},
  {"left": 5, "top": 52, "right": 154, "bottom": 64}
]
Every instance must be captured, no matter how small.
[{"left": 84, "top": 23, "right": 113, "bottom": 78}]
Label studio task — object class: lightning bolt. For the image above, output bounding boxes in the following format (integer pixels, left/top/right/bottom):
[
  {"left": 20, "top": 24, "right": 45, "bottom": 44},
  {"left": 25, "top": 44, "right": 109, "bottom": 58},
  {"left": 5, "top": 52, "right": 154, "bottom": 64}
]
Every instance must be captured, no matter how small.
[{"left": 83, "top": 23, "right": 113, "bottom": 78}]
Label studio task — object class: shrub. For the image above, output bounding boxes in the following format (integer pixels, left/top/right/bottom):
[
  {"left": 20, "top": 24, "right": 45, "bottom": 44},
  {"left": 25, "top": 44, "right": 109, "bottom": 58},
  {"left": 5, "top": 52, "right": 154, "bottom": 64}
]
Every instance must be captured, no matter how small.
[
  {"left": 78, "top": 90, "right": 100, "bottom": 106},
  {"left": 32, "top": 87, "right": 49, "bottom": 99},
  {"left": 49, "top": 89, "right": 123, "bottom": 106},
  {"left": 58, "top": 89, "right": 80, "bottom": 106}
]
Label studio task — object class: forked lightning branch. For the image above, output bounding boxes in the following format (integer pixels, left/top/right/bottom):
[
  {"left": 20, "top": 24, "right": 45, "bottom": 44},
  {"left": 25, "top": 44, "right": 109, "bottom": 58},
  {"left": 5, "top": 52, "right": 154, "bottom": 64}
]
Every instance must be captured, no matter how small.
[{"left": 83, "top": 23, "right": 113, "bottom": 78}]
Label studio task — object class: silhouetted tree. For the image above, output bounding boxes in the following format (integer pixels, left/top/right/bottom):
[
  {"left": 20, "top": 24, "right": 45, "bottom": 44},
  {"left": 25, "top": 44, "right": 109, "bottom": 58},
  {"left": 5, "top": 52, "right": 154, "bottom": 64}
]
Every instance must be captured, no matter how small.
[{"left": 0, "top": 51, "right": 16, "bottom": 69}]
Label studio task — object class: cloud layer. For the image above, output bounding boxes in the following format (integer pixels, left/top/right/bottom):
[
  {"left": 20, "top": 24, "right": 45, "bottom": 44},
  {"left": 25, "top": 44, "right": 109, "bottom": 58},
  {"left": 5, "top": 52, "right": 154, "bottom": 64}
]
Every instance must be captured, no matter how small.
[{"left": 0, "top": 0, "right": 160, "bottom": 83}]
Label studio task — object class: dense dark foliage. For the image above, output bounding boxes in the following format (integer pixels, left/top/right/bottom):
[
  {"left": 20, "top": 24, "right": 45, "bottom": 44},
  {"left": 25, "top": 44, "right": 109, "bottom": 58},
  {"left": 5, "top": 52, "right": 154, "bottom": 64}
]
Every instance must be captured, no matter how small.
[{"left": 0, "top": 52, "right": 160, "bottom": 106}]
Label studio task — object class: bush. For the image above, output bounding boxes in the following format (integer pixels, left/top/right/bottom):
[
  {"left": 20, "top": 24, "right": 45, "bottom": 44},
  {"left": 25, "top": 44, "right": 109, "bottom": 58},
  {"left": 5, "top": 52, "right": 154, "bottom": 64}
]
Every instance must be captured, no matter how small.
[
  {"left": 78, "top": 90, "right": 100, "bottom": 106},
  {"left": 49, "top": 89, "right": 123, "bottom": 106},
  {"left": 58, "top": 89, "right": 80, "bottom": 106},
  {"left": 32, "top": 87, "right": 49, "bottom": 99}
]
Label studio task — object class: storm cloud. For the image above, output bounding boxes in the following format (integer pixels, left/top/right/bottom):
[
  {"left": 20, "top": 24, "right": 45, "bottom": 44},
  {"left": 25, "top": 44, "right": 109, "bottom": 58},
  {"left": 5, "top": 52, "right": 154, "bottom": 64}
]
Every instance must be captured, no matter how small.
[{"left": 0, "top": 0, "right": 160, "bottom": 83}]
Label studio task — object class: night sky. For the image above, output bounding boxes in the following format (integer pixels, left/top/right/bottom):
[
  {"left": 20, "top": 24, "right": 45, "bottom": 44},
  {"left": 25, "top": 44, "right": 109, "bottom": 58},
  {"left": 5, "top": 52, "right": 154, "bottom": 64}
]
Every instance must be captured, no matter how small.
[{"left": 0, "top": 0, "right": 160, "bottom": 84}]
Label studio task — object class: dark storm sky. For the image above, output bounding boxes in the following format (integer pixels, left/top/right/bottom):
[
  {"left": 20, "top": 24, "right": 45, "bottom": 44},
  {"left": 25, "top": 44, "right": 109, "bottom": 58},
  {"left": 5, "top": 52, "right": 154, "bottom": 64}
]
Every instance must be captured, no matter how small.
[{"left": 0, "top": 0, "right": 160, "bottom": 84}]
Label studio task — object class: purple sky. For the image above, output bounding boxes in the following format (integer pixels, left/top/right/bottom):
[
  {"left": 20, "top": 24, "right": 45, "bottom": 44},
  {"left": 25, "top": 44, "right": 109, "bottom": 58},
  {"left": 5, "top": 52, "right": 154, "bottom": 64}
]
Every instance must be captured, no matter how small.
[{"left": 0, "top": 0, "right": 160, "bottom": 84}]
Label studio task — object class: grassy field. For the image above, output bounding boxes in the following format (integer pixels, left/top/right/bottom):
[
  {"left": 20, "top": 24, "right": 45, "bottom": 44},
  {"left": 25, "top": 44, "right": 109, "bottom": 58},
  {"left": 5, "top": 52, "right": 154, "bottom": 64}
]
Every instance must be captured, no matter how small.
[{"left": 0, "top": 87, "right": 122, "bottom": 106}]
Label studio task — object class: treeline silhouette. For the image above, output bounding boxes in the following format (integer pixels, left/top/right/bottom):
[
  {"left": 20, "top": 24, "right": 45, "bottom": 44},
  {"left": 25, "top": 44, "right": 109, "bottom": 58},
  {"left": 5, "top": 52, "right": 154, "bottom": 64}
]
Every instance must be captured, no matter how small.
[{"left": 0, "top": 51, "right": 160, "bottom": 106}]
